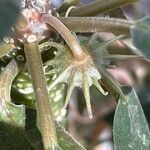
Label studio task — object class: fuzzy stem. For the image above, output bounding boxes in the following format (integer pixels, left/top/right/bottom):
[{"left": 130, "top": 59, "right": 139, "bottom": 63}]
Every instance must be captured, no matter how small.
[
  {"left": 42, "top": 14, "right": 85, "bottom": 60},
  {"left": 24, "top": 41, "right": 58, "bottom": 150},
  {"left": 59, "top": 17, "right": 133, "bottom": 34},
  {"left": 63, "top": 0, "right": 139, "bottom": 16}
]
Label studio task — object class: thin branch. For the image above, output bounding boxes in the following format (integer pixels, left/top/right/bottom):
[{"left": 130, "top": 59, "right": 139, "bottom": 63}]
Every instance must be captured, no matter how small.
[
  {"left": 58, "top": 17, "right": 133, "bottom": 34},
  {"left": 24, "top": 38, "right": 58, "bottom": 150},
  {"left": 61, "top": 0, "right": 139, "bottom": 16},
  {"left": 42, "top": 14, "right": 86, "bottom": 60}
]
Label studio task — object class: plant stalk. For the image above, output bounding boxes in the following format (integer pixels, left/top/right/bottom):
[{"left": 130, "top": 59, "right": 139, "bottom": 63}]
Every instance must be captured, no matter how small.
[
  {"left": 62, "top": 0, "right": 139, "bottom": 16},
  {"left": 24, "top": 40, "right": 58, "bottom": 150},
  {"left": 58, "top": 17, "right": 133, "bottom": 35},
  {"left": 41, "top": 14, "right": 85, "bottom": 60}
]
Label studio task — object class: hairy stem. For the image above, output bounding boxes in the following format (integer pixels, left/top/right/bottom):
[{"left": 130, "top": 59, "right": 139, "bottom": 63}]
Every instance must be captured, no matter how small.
[
  {"left": 42, "top": 14, "right": 85, "bottom": 60},
  {"left": 59, "top": 17, "right": 133, "bottom": 34},
  {"left": 24, "top": 41, "right": 58, "bottom": 150},
  {"left": 62, "top": 0, "right": 139, "bottom": 16}
]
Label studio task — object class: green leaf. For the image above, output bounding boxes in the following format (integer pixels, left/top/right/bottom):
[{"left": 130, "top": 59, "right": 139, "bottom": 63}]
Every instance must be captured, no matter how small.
[
  {"left": 56, "top": 123, "right": 86, "bottom": 150},
  {"left": 113, "top": 87, "right": 150, "bottom": 150},
  {"left": 0, "top": 102, "right": 86, "bottom": 149},
  {"left": 0, "top": 103, "right": 33, "bottom": 149},
  {"left": 131, "top": 16, "right": 150, "bottom": 60},
  {"left": 0, "top": 0, "right": 20, "bottom": 41}
]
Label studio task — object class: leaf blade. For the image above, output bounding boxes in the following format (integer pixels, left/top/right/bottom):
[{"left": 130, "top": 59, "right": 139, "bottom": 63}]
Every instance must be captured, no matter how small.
[{"left": 113, "top": 87, "right": 150, "bottom": 150}]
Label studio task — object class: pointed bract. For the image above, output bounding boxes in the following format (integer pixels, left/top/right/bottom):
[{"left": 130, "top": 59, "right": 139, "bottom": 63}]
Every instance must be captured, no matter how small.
[
  {"left": 93, "top": 78, "right": 108, "bottom": 96},
  {"left": 83, "top": 72, "right": 93, "bottom": 119},
  {"left": 64, "top": 74, "right": 75, "bottom": 108},
  {"left": 46, "top": 42, "right": 109, "bottom": 118}
]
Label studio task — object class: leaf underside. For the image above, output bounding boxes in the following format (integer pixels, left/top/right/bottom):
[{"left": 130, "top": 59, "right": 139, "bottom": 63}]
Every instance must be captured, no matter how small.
[{"left": 113, "top": 87, "right": 150, "bottom": 150}]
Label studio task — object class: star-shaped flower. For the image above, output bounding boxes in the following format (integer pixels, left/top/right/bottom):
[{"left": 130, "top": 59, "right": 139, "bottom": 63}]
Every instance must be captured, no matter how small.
[{"left": 45, "top": 40, "right": 109, "bottom": 118}]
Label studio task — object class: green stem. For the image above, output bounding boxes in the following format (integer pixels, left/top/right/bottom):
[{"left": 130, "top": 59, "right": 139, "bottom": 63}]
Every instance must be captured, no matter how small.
[
  {"left": 24, "top": 40, "right": 58, "bottom": 150},
  {"left": 42, "top": 15, "right": 85, "bottom": 60},
  {"left": 62, "top": 0, "right": 139, "bottom": 16},
  {"left": 59, "top": 17, "right": 133, "bottom": 34}
]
